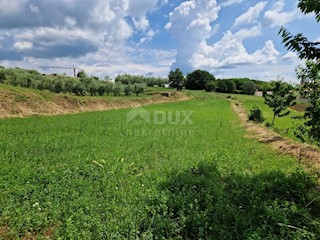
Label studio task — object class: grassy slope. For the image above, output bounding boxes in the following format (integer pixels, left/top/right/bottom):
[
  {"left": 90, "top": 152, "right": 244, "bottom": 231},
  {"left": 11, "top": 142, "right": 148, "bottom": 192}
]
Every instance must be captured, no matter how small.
[
  {"left": 0, "top": 84, "right": 181, "bottom": 118},
  {"left": 0, "top": 92, "right": 319, "bottom": 239}
]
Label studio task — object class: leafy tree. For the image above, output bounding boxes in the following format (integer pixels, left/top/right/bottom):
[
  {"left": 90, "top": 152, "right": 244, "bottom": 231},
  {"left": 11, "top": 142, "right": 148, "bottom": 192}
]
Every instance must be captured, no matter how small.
[
  {"left": 295, "top": 61, "right": 320, "bottom": 145},
  {"left": 97, "top": 83, "right": 107, "bottom": 96},
  {"left": 279, "top": 0, "right": 320, "bottom": 145},
  {"left": 225, "top": 80, "right": 236, "bottom": 93},
  {"left": 77, "top": 70, "right": 87, "bottom": 79},
  {"left": 64, "top": 77, "right": 77, "bottom": 94},
  {"left": 168, "top": 68, "right": 184, "bottom": 91},
  {"left": 124, "top": 84, "right": 133, "bottom": 96},
  {"left": 105, "top": 82, "right": 114, "bottom": 95},
  {"left": 216, "top": 80, "right": 228, "bottom": 93},
  {"left": 279, "top": 0, "right": 320, "bottom": 61},
  {"left": 113, "top": 83, "right": 124, "bottom": 96},
  {"left": 242, "top": 81, "right": 256, "bottom": 95},
  {"left": 133, "top": 83, "right": 147, "bottom": 96},
  {"left": 216, "top": 80, "right": 236, "bottom": 93},
  {"left": 73, "top": 81, "right": 86, "bottom": 96},
  {"left": 185, "top": 70, "right": 215, "bottom": 90},
  {"left": 263, "top": 81, "right": 297, "bottom": 126},
  {"left": 205, "top": 81, "right": 216, "bottom": 92}
]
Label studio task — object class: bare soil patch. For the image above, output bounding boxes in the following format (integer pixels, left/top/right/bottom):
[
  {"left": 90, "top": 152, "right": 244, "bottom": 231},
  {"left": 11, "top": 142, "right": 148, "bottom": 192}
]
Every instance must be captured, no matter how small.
[
  {"left": 231, "top": 100, "right": 320, "bottom": 171},
  {"left": 290, "top": 103, "right": 309, "bottom": 112}
]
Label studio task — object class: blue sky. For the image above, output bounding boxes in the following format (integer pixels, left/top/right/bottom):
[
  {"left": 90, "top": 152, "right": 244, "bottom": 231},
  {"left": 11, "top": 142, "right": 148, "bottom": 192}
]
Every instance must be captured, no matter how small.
[{"left": 0, "top": 0, "right": 318, "bottom": 82}]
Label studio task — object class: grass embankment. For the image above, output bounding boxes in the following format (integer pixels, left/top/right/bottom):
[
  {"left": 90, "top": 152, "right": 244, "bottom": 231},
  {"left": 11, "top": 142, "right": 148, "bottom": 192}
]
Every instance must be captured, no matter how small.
[
  {"left": 0, "top": 92, "right": 319, "bottom": 239},
  {"left": 227, "top": 94, "right": 305, "bottom": 141},
  {"left": 0, "top": 84, "right": 186, "bottom": 118}
]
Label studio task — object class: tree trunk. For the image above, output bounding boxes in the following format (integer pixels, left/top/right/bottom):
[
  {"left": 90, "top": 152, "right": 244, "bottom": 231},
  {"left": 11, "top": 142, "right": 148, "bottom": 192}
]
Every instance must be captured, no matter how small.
[{"left": 271, "top": 114, "right": 276, "bottom": 126}]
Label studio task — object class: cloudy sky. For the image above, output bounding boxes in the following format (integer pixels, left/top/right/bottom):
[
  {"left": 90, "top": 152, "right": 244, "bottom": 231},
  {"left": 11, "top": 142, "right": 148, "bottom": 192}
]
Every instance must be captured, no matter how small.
[{"left": 0, "top": 0, "right": 318, "bottom": 82}]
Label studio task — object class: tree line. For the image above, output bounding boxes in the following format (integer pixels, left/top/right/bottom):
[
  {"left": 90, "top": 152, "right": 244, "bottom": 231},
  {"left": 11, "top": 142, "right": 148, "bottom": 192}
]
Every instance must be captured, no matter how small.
[
  {"left": 0, "top": 68, "right": 150, "bottom": 96},
  {"left": 168, "top": 68, "right": 276, "bottom": 95}
]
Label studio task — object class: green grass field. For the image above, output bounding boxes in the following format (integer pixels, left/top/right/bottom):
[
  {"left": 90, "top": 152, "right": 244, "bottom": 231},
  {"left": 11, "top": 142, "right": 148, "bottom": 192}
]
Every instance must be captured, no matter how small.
[{"left": 1, "top": 92, "right": 319, "bottom": 239}]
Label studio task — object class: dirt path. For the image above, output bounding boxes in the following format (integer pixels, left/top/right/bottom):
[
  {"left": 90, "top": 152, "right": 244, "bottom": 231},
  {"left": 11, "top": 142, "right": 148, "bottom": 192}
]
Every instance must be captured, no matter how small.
[{"left": 231, "top": 100, "right": 320, "bottom": 171}]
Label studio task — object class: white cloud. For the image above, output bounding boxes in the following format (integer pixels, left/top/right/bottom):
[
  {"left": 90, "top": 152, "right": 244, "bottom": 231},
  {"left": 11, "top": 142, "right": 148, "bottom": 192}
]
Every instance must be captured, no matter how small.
[
  {"left": 191, "top": 26, "right": 279, "bottom": 70},
  {"left": 128, "top": 0, "right": 158, "bottom": 17},
  {"left": 264, "top": 0, "right": 303, "bottom": 27},
  {"left": 233, "top": 1, "right": 267, "bottom": 28},
  {"left": 221, "top": 0, "right": 243, "bottom": 7},
  {"left": 0, "top": 0, "right": 160, "bottom": 60},
  {"left": 13, "top": 41, "right": 33, "bottom": 51},
  {"left": 29, "top": 4, "right": 40, "bottom": 14},
  {"left": 132, "top": 16, "right": 149, "bottom": 31},
  {"left": 166, "top": 0, "right": 220, "bottom": 72},
  {"left": 281, "top": 51, "right": 299, "bottom": 62},
  {"left": 137, "top": 30, "right": 156, "bottom": 45}
]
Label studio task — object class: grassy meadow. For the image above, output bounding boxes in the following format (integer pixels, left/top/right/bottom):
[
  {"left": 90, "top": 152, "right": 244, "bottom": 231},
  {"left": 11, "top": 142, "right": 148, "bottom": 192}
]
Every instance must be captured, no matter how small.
[{"left": 0, "top": 92, "right": 320, "bottom": 239}]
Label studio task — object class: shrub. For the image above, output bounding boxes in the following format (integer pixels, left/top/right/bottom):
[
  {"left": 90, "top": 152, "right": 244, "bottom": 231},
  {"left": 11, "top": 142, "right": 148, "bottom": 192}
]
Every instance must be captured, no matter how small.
[
  {"left": 105, "top": 82, "right": 114, "bottom": 95},
  {"left": 216, "top": 79, "right": 236, "bottom": 93},
  {"left": 242, "top": 81, "right": 256, "bottom": 95},
  {"left": 205, "top": 81, "right": 216, "bottom": 92},
  {"left": 133, "top": 83, "right": 147, "bottom": 96},
  {"left": 124, "top": 84, "right": 133, "bottom": 96},
  {"left": 249, "top": 106, "right": 265, "bottom": 123},
  {"left": 113, "top": 83, "right": 124, "bottom": 96}
]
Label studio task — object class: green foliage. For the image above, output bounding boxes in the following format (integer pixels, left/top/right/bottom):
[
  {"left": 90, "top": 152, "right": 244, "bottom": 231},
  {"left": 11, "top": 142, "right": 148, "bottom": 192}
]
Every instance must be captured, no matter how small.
[
  {"left": 168, "top": 68, "right": 185, "bottom": 91},
  {"left": 279, "top": 0, "right": 320, "bottom": 61},
  {"left": 113, "top": 83, "right": 124, "bottom": 96},
  {"left": 185, "top": 69, "right": 215, "bottom": 90},
  {"left": 278, "top": 1, "right": 320, "bottom": 146},
  {"left": 242, "top": 81, "right": 257, "bottom": 95},
  {"left": 144, "top": 163, "right": 317, "bottom": 239},
  {"left": 295, "top": 61, "right": 320, "bottom": 145},
  {"left": 77, "top": 70, "right": 87, "bottom": 79},
  {"left": 204, "top": 81, "right": 216, "bottom": 92},
  {"left": 124, "top": 84, "right": 133, "bottom": 96},
  {"left": 0, "top": 67, "right": 155, "bottom": 98},
  {"left": 104, "top": 82, "right": 114, "bottom": 96},
  {"left": 0, "top": 71, "right": 6, "bottom": 83},
  {"left": 133, "top": 83, "right": 147, "bottom": 96},
  {"left": 216, "top": 79, "right": 236, "bottom": 93},
  {"left": 263, "top": 81, "right": 297, "bottom": 126},
  {"left": 249, "top": 105, "right": 265, "bottom": 123},
  {"left": 218, "top": 78, "right": 273, "bottom": 92}
]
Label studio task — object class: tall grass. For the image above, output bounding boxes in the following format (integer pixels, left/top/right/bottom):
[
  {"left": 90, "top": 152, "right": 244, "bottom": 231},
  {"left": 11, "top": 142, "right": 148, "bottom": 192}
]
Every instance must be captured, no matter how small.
[{"left": 0, "top": 93, "right": 319, "bottom": 239}]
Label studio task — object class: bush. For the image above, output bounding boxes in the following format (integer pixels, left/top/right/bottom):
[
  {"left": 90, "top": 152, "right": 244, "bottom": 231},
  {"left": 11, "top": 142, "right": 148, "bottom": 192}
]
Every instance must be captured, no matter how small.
[
  {"left": 242, "top": 81, "right": 256, "bottom": 95},
  {"left": 133, "top": 83, "right": 147, "bottom": 96},
  {"left": 205, "top": 81, "right": 216, "bottom": 92},
  {"left": 124, "top": 84, "right": 133, "bottom": 96},
  {"left": 105, "top": 82, "right": 114, "bottom": 95},
  {"left": 216, "top": 79, "right": 236, "bottom": 93},
  {"left": 249, "top": 106, "right": 265, "bottom": 123},
  {"left": 113, "top": 83, "right": 124, "bottom": 96}
]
